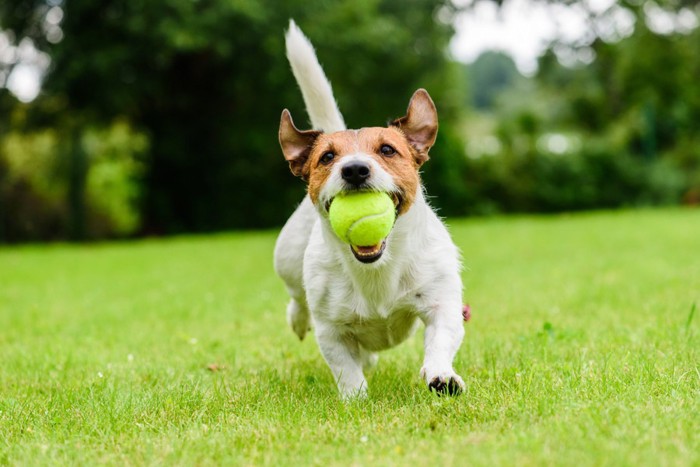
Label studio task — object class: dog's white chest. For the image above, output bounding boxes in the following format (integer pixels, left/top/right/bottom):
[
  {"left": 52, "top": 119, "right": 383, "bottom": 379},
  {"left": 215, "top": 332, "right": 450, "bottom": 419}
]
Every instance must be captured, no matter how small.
[
  {"left": 322, "top": 275, "right": 420, "bottom": 351},
  {"left": 337, "top": 305, "right": 419, "bottom": 352}
]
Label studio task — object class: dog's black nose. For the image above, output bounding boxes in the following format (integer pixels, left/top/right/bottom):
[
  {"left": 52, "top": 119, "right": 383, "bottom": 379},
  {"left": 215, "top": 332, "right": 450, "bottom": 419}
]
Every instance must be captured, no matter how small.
[{"left": 341, "top": 162, "right": 371, "bottom": 187}]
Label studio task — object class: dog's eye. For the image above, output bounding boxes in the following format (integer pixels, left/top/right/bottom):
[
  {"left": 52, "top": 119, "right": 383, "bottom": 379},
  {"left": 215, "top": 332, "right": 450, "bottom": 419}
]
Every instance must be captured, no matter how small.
[
  {"left": 320, "top": 151, "right": 335, "bottom": 165},
  {"left": 380, "top": 145, "right": 396, "bottom": 157}
]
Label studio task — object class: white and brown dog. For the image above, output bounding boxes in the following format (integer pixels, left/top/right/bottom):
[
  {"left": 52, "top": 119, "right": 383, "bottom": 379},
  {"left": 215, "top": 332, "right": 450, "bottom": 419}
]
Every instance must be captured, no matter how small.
[{"left": 274, "top": 21, "right": 465, "bottom": 399}]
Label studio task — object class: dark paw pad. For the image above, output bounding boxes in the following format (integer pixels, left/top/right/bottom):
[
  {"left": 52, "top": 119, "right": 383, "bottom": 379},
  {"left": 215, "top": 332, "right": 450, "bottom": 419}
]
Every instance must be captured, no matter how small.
[{"left": 428, "top": 377, "right": 463, "bottom": 396}]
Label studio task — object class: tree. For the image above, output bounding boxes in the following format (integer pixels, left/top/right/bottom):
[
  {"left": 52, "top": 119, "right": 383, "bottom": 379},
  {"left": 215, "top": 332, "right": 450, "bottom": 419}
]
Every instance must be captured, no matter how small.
[
  {"left": 455, "top": 1, "right": 699, "bottom": 213},
  {"left": 466, "top": 51, "right": 522, "bottom": 110},
  {"left": 0, "top": 0, "right": 469, "bottom": 241}
]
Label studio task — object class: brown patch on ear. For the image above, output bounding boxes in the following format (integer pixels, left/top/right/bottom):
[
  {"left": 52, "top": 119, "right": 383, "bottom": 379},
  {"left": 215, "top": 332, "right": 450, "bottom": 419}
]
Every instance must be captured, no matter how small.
[
  {"left": 279, "top": 109, "right": 321, "bottom": 179},
  {"left": 390, "top": 89, "right": 438, "bottom": 166}
]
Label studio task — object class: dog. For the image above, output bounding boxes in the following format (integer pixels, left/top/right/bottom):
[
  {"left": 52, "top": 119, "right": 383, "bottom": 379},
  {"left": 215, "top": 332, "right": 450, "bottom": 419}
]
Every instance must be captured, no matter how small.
[{"left": 274, "top": 20, "right": 465, "bottom": 399}]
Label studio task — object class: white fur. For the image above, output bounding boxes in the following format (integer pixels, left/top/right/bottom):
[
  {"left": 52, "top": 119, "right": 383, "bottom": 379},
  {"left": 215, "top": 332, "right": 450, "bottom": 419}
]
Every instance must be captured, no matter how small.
[
  {"left": 318, "top": 152, "right": 398, "bottom": 211},
  {"left": 275, "top": 22, "right": 465, "bottom": 399},
  {"left": 285, "top": 20, "right": 346, "bottom": 132}
]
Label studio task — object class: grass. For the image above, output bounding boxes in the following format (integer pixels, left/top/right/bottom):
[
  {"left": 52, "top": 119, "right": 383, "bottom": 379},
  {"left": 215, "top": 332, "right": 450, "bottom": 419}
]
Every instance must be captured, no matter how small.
[{"left": 1, "top": 208, "right": 699, "bottom": 466}]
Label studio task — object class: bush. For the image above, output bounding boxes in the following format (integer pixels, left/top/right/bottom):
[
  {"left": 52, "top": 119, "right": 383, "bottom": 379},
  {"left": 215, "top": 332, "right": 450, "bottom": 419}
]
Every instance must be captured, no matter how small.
[
  {"left": 0, "top": 121, "right": 147, "bottom": 242},
  {"left": 460, "top": 142, "right": 687, "bottom": 215},
  {"left": 0, "top": 130, "right": 67, "bottom": 241}
]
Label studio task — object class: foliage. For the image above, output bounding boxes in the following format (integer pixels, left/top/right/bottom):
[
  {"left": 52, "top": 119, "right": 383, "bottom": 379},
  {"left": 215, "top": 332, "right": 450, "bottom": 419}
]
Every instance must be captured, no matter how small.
[
  {"left": 81, "top": 121, "right": 148, "bottom": 236},
  {"left": 462, "top": 142, "right": 686, "bottom": 215},
  {"left": 1, "top": 209, "right": 698, "bottom": 463},
  {"left": 0, "top": 129, "right": 66, "bottom": 241},
  {"left": 465, "top": 51, "right": 522, "bottom": 110},
  {"left": 2, "top": 1, "right": 700, "bottom": 241},
  {"left": 460, "top": 6, "right": 700, "bottom": 214},
  {"left": 0, "top": 0, "right": 466, "bottom": 240},
  {"left": 0, "top": 120, "right": 147, "bottom": 241}
]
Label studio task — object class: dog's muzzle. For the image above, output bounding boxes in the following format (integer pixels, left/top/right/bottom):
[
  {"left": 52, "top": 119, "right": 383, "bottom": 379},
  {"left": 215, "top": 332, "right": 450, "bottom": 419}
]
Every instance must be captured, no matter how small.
[{"left": 344, "top": 192, "right": 402, "bottom": 264}]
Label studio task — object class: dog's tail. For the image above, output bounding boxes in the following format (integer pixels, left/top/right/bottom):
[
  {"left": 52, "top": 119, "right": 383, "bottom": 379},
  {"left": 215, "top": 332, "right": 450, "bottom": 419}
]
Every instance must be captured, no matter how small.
[{"left": 285, "top": 20, "right": 346, "bottom": 133}]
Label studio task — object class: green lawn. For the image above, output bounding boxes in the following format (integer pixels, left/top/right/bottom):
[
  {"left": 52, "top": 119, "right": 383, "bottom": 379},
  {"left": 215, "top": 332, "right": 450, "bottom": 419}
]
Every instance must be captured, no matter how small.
[{"left": 1, "top": 208, "right": 699, "bottom": 465}]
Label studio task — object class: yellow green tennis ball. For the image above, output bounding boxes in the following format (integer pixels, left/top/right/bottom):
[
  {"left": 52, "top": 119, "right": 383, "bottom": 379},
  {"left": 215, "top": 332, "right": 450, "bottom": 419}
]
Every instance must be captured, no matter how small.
[{"left": 328, "top": 192, "right": 396, "bottom": 246}]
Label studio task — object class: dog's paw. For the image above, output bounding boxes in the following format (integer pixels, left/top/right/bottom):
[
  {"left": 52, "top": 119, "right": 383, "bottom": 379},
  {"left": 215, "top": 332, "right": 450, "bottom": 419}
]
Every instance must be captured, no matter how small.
[
  {"left": 286, "top": 299, "right": 311, "bottom": 340},
  {"left": 290, "top": 316, "right": 311, "bottom": 341},
  {"left": 428, "top": 375, "right": 464, "bottom": 396},
  {"left": 421, "top": 368, "right": 465, "bottom": 396}
]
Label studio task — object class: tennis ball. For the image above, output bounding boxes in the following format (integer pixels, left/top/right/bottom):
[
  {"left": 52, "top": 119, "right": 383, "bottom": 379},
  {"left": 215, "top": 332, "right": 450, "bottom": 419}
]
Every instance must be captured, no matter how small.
[{"left": 328, "top": 192, "right": 396, "bottom": 246}]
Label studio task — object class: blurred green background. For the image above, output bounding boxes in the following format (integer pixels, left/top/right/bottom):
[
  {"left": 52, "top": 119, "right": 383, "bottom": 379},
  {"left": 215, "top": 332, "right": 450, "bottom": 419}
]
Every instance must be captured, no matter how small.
[{"left": 1, "top": 0, "right": 698, "bottom": 242}]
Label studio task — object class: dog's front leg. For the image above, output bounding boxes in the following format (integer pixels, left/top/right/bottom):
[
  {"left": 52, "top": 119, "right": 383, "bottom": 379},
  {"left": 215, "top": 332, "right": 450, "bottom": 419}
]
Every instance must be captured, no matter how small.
[
  {"left": 315, "top": 323, "right": 367, "bottom": 399},
  {"left": 419, "top": 299, "right": 465, "bottom": 395}
]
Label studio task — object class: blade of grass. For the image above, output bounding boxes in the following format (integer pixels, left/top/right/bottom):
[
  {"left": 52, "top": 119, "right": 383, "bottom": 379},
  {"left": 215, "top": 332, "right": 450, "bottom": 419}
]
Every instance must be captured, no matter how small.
[{"left": 686, "top": 302, "right": 697, "bottom": 334}]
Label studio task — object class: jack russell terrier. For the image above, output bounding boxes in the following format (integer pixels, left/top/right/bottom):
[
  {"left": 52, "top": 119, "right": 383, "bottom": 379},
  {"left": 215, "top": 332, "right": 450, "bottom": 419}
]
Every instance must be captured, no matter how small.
[{"left": 274, "top": 20, "right": 466, "bottom": 399}]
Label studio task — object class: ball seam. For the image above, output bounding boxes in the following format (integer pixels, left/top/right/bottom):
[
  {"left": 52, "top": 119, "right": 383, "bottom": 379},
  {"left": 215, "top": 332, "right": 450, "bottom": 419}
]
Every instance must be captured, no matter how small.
[{"left": 346, "top": 205, "right": 394, "bottom": 246}]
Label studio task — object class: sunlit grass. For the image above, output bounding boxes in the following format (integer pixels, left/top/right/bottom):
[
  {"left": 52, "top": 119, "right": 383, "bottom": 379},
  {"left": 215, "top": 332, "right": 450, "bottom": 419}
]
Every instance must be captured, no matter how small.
[{"left": 1, "top": 208, "right": 698, "bottom": 465}]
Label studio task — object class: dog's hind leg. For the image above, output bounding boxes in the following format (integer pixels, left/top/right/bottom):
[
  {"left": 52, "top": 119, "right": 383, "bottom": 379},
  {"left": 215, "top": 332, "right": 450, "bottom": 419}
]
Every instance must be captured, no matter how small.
[
  {"left": 274, "top": 196, "right": 316, "bottom": 340},
  {"left": 286, "top": 295, "right": 311, "bottom": 341}
]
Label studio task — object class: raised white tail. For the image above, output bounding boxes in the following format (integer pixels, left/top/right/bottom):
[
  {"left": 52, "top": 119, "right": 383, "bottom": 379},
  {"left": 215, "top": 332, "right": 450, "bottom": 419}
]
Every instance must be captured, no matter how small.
[{"left": 285, "top": 20, "right": 346, "bottom": 133}]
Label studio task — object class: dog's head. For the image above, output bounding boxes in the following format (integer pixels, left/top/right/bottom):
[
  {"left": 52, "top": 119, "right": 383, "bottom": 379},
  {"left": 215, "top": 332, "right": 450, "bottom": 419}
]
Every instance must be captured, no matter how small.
[{"left": 279, "top": 89, "right": 438, "bottom": 263}]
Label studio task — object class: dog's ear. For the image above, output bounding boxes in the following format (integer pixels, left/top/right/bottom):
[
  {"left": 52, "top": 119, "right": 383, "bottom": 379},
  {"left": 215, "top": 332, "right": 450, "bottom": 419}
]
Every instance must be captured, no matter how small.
[
  {"left": 279, "top": 109, "right": 321, "bottom": 180},
  {"left": 390, "top": 89, "right": 438, "bottom": 166}
]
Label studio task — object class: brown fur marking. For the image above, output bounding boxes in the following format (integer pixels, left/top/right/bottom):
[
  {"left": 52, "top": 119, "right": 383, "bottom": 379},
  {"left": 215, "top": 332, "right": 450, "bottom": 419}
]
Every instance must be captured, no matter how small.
[{"left": 305, "top": 127, "right": 421, "bottom": 215}]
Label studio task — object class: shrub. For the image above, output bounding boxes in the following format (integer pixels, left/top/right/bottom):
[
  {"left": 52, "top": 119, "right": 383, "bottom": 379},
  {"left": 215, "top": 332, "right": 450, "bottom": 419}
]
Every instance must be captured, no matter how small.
[{"left": 0, "top": 121, "right": 147, "bottom": 242}]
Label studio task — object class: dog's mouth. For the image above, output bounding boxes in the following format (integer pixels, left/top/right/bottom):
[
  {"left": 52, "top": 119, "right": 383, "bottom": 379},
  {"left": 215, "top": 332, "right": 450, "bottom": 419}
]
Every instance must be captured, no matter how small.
[
  {"left": 354, "top": 192, "right": 401, "bottom": 264},
  {"left": 324, "top": 191, "right": 402, "bottom": 264},
  {"left": 324, "top": 191, "right": 403, "bottom": 217},
  {"left": 391, "top": 192, "right": 403, "bottom": 216},
  {"left": 350, "top": 241, "right": 386, "bottom": 263}
]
